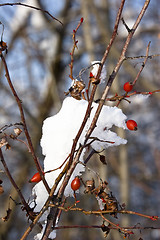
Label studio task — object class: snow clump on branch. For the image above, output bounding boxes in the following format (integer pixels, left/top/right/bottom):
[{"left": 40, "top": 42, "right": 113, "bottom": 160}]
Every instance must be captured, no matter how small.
[{"left": 32, "top": 97, "right": 127, "bottom": 239}]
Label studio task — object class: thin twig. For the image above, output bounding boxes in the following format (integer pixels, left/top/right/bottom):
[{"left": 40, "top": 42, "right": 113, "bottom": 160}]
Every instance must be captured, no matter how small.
[
  {"left": 125, "top": 53, "right": 160, "bottom": 60},
  {"left": 116, "top": 41, "right": 151, "bottom": 106},
  {"left": 0, "top": 2, "right": 63, "bottom": 25},
  {"left": 100, "top": 213, "right": 134, "bottom": 236},
  {"left": 49, "top": 204, "right": 159, "bottom": 221},
  {"left": 0, "top": 148, "right": 34, "bottom": 219},
  {"left": 84, "top": 0, "right": 150, "bottom": 142},
  {"left": 20, "top": 162, "right": 69, "bottom": 240},
  {"left": 0, "top": 122, "right": 23, "bottom": 133},
  {"left": 106, "top": 89, "right": 160, "bottom": 104},
  {"left": 69, "top": 18, "right": 83, "bottom": 80},
  {"left": 39, "top": 2, "right": 126, "bottom": 239},
  {"left": 54, "top": 224, "right": 160, "bottom": 230},
  {"left": 132, "top": 41, "right": 151, "bottom": 85},
  {"left": 20, "top": 1, "right": 152, "bottom": 239},
  {"left": 0, "top": 53, "right": 50, "bottom": 194}
]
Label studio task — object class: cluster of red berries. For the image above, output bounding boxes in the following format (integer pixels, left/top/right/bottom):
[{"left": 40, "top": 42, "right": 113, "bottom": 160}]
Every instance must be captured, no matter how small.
[
  {"left": 29, "top": 172, "right": 81, "bottom": 192},
  {"left": 123, "top": 82, "right": 138, "bottom": 131}
]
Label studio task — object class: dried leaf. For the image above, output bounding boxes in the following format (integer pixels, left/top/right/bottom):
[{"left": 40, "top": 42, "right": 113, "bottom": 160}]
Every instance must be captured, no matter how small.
[
  {"left": 0, "top": 137, "right": 8, "bottom": 148},
  {"left": 10, "top": 134, "right": 16, "bottom": 139},
  {"left": 101, "top": 224, "right": 110, "bottom": 238},
  {"left": 84, "top": 179, "right": 95, "bottom": 194},
  {"left": 14, "top": 128, "right": 22, "bottom": 136},
  {"left": 5, "top": 143, "right": 11, "bottom": 150},
  {"left": 101, "top": 181, "right": 108, "bottom": 190},
  {"left": 121, "top": 202, "right": 126, "bottom": 210}
]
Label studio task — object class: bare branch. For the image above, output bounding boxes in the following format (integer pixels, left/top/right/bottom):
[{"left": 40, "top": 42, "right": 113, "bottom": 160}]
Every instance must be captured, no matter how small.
[
  {"left": 0, "top": 2, "right": 63, "bottom": 25},
  {"left": 0, "top": 148, "right": 33, "bottom": 219},
  {"left": 0, "top": 53, "right": 50, "bottom": 194},
  {"left": 84, "top": 0, "right": 150, "bottom": 142}
]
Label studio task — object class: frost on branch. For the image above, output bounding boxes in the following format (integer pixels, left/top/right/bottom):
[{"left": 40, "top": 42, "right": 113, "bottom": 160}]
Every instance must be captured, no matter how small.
[
  {"left": 91, "top": 61, "right": 107, "bottom": 83},
  {"left": 32, "top": 97, "right": 127, "bottom": 238}
]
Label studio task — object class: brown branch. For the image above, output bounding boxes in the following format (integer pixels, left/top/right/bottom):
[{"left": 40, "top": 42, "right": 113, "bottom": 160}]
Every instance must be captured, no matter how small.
[
  {"left": 49, "top": 204, "right": 159, "bottom": 221},
  {"left": 132, "top": 41, "right": 151, "bottom": 85},
  {"left": 84, "top": 0, "right": 125, "bottom": 142},
  {"left": 69, "top": 0, "right": 125, "bottom": 171},
  {"left": 116, "top": 42, "right": 151, "bottom": 107},
  {"left": 100, "top": 0, "right": 126, "bottom": 68},
  {"left": 0, "top": 2, "right": 63, "bottom": 25},
  {"left": 54, "top": 224, "right": 160, "bottom": 230},
  {"left": 0, "top": 122, "right": 23, "bottom": 133},
  {"left": 106, "top": 89, "right": 160, "bottom": 104},
  {"left": 42, "top": 208, "right": 59, "bottom": 240},
  {"left": 125, "top": 53, "right": 160, "bottom": 60},
  {"left": 19, "top": 1, "right": 152, "bottom": 239},
  {"left": 38, "top": 2, "right": 126, "bottom": 239},
  {"left": 0, "top": 148, "right": 33, "bottom": 219},
  {"left": 100, "top": 213, "right": 134, "bottom": 236},
  {"left": 20, "top": 162, "right": 69, "bottom": 240},
  {"left": 84, "top": 0, "right": 150, "bottom": 142},
  {"left": 0, "top": 53, "right": 50, "bottom": 194},
  {"left": 69, "top": 18, "right": 83, "bottom": 80}
]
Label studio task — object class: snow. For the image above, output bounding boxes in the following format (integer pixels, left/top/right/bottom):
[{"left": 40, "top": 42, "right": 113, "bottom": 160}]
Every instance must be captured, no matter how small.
[
  {"left": 34, "top": 221, "right": 57, "bottom": 240},
  {"left": 32, "top": 97, "right": 127, "bottom": 239},
  {"left": 91, "top": 61, "right": 107, "bottom": 83},
  {"left": 130, "top": 94, "right": 150, "bottom": 105}
]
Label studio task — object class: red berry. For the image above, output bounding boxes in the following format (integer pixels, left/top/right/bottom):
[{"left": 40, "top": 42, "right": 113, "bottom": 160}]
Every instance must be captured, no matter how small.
[
  {"left": 71, "top": 177, "right": 81, "bottom": 191},
  {"left": 123, "top": 82, "right": 133, "bottom": 92},
  {"left": 29, "top": 172, "right": 44, "bottom": 183},
  {"left": 126, "top": 120, "right": 138, "bottom": 131}
]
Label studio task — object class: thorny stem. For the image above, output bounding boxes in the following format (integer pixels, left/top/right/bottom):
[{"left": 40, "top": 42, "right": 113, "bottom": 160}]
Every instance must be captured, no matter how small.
[
  {"left": 0, "top": 54, "right": 50, "bottom": 194},
  {"left": 0, "top": 148, "right": 33, "bottom": 219},
  {"left": 0, "top": 2, "right": 63, "bottom": 25}
]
